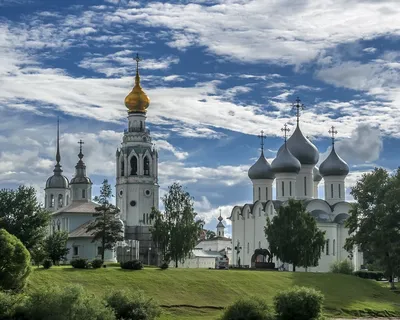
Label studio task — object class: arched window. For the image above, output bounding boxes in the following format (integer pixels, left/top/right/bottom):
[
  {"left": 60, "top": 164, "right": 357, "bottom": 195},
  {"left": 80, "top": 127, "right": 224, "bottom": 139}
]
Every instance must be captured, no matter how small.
[
  {"left": 326, "top": 239, "right": 330, "bottom": 255},
  {"left": 144, "top": 156, "right": 150, "bottom": 176},
  {"left": 130, "top": 157, "right": 138, "bottom": 175},
  {"left": 281, "top": 181, "right": 284, "bottom": 197},
  {"left": 66, "top": 195, "right": 69, "bottom": 206},
  {"left": 50, "top": 194, "right": 54, "bottom": 207},
  {"left": 258, "top": 241, "right": 261, "bottom": 249},
  {"left": 146, "top": 213, "right": 149, "bottom": 224},
  {"left": 58, "top": 194, "right": 63, "bottom": 208},
  {"left": 333, "top": 239, "right": 336, "bottom": 255},
  {"left": 140, "top": 121, "right": 143, "bottom": 130},
  {"left": 121, "top": 160, "right": 125, "bottom": 176},
  {"left": 338, "top": 184, "right": 341, "bottom": 198},
  {"left": 289, "top": 181, "right": 292, "bottom": 196},
  {"left": 331, "top": 184, "right": 334, "bottom": 198},
  {"left": 82, "top": 189, "right": 86, "bottom": 199},
  {"left": 57, "top": 219, "right": 61, "bottom": 231},
  {"left": 304, "top": 177, "right": 307, "bottom": 196}
]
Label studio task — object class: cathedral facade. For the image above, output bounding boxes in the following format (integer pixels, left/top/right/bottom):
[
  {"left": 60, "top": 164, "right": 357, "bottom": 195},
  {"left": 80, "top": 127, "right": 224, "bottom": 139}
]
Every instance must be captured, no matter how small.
[{"left": 230, "top": 101, "right": 363, "bottom": 272}]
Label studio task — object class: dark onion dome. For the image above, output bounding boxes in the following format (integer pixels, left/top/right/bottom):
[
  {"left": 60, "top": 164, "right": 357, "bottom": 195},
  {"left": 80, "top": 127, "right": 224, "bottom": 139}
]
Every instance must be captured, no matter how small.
[
  {"left": 248, "top": 151, "right": 275, "bottom": 180},
  {"left": 271, "top": 144, "right": 301, "bottom": 174},
  {"left": 319, "top": 145, "right": 349, "bottom": 177},
  {"left": 313, "top": 166, "right": 322, "bottom": 182},
  {"left": 279, "top": 125, "right": 319, "bottom": 165},
  {"left": 46, "top": 174, "right": 69, "bottom": 189}
]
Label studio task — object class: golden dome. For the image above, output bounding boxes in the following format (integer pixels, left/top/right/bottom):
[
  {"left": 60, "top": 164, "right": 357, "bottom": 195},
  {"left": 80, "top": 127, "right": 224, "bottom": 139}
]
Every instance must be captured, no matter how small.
[{"left": 124, "top": 68, "right": 150, "bottom": 113}]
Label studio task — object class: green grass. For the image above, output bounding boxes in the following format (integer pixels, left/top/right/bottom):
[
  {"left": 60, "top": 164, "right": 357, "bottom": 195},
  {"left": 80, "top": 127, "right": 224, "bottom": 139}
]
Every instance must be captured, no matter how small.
[{"left": 28, "top": 267, "right": 400, "bottom": 319}]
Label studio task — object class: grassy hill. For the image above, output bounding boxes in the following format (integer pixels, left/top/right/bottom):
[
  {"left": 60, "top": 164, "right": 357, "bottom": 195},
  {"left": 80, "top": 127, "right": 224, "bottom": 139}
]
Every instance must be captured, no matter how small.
[{"left": 28, "top": 266, "right": 400, "bottom": 319}]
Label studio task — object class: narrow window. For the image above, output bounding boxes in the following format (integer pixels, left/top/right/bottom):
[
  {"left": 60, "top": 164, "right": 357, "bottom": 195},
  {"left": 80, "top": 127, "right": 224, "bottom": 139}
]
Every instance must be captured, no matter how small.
[
  {"left": 333, "top": 239, "right": 336, "bottom": 256},
  {"left": 281, "top": 181, "right": 284, "bottom": 197},
  {"left": 144, "top": 156, "right": 150, "bottom": 175},
  {"left": 57, "top": 219, "right": 61, "bottom": 231},
  {"left": 266, "top": 187, "right": 268, "bottom": 200},
  {"left": 73, "top": 246, "right": 79, "bottom": 256},
  {"left": 50, "top": 194, "right": 54, "bottom": 207},
  {"left": 66, "top": 195, "right": 69, "bottom": 206},
  {"left": 331, "top": 184, "right": 334, "bottom": 198},
  {"left": 259, "top": 241, "right": 261, "bottom": 249},
  {"left": 304, "top": 177, "right": 307, "bottom": 196},
  {"left": 143, "top": 213, "right": 146, "bottom": 224},
  {"left": 130, "top": 157, "right": 138, "bottom": 175},
  {"left": 146, "top": 213, "right": 149, "bottom": 224},
  {"left": 121, "top": 160, "right": 125, "bottom": 176},
  {"left": 258, "top": 187, "right": 261, "bottom": 200},
  {"left": 58, "top": 194, "right": 63, "bottom": 207},
  {"left": 140, "top": 121, "right": 143, "bottom": 130},
  {"left": 247, "top": 243, "right": 249, "bottom": 254},
  {"left": 326, "top": 239, "right": 330, "bottom": 255},
  {"left": 82, "top": 189, "right": 86, "bottom": 199},
  {"left": 97, "top": 246, "right": 102, "bottom": 256},
  {"left": 289, "top": 181, "right": 292, "bottom": 196},
  {"left": 338, "top": 184, "right": 341, "bottom": 198},
  {"left": 259, "top": 208, "right": 261, "bottom": 217}
]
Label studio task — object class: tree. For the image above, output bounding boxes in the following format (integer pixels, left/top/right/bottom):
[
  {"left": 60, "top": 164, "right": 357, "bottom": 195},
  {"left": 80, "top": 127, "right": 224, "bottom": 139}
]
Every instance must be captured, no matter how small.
[
  {"left": 44, "top": 231, "right": 69, "bottom": 265},
  {"left": 344, "top": 168, "right": 400, "bottom": 289},
  {"left": 265, "top": 199, "right": 326, "bottom": 272},
  {"left": 86, "top": 179, "right": 123, "bottom": 261},
  {"left": 150, "top": 183, "right": 203, "bottom": 268},
  {"left": 205, "top": 230, "right": 216, "bottom": 240},
  {"left": 0, "top": 228, "right": 31, "bottom": 291},
  {"left": 0, "top": 186, "right": 51, "bottom": 251},
  {"left": 31, "top": 242, "right": 48, "bottom": 267}
]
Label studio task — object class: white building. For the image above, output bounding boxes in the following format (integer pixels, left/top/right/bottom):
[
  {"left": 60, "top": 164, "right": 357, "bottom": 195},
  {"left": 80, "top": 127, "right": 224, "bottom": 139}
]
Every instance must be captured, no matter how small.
[{"left": 230, "top": 100, "right": 363, "bottom": 272}]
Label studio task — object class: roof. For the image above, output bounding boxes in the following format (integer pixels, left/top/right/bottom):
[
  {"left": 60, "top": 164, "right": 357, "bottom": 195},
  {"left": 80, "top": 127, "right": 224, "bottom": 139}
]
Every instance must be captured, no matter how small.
[
  {"left": 201, "top": 236, "right": 232, "bottom": 242},
  {"left": 191, "top": 248, "right": 223, "bottom": 258},
  {"left": 53, "top": 200, "right": 98, "bottom": 215},
  {"left": 68, "top": 220, "right": 95, "bottom": 238},
  {"left": 248, "top": 151, "right": 275, "bottom": 180}
]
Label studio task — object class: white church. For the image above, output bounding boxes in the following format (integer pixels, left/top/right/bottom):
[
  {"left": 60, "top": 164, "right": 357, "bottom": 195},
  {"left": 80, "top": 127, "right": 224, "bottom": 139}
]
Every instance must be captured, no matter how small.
[{"left": 230, "top": 101, "right": 363, "bottom": 272}]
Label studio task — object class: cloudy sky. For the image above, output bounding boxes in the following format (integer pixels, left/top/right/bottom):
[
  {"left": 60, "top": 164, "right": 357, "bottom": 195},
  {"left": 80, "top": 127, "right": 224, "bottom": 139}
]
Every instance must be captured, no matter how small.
[{"left": 1, "top": 0, "right": 399, "bottom": 235}]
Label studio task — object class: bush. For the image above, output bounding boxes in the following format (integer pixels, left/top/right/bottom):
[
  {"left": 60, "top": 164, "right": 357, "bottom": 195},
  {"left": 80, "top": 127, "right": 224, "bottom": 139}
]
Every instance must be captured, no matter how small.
[
  {"left": 0, "top": 291, "right": 24, "bottom": 320},
  {"left": 220, "top": 297, "right": 274, "bottom": 320},
  {"left": 274, "top": 286, "right": 324, "bottom": 320},
  {"left": 71, "top": 258, "right": 89, "bottom": 269},
  {"left": 353, "top": 270, "right": 385, "bottom": 281},
  {"left": 42, "top": 259, "right": 53, "bottom": 269},
  {"left": 120, "top": 260, "right": 143, "bottom": 270},
  {"left": 160, "top": 262, "right": 169, "bottom": 270},
  {"left": 15, "top": 284, "right": 115, "bottom": 320},
  {"left": 0, "top": 228, "right": 31, "bottom": 291},
  {"left": 105, "top": 290, "right": 161, "bottom": 320},
  {"left": 91, "top": 259, "right": 103, "bottom": 269},
  {"left": 330, "top": 259, "right": 353, "bottom": 274}
]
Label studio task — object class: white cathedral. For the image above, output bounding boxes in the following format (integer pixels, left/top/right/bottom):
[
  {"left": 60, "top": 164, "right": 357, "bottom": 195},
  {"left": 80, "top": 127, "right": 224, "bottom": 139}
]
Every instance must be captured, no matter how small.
[
  {"left": 230, "top": 101, "right": 363, "bottom": 272},
  {"left": 44, "top": 57, "right": 159, "bottom": 263}
]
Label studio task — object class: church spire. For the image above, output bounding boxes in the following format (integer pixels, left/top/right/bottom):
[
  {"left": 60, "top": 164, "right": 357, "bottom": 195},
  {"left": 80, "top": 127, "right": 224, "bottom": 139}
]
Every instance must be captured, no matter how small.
[
  {"left": 53, "top": 118, "right": 63, "bottom": 175},
  {"left": 217, "top": 209, "right": 225, "bottom": 237}
]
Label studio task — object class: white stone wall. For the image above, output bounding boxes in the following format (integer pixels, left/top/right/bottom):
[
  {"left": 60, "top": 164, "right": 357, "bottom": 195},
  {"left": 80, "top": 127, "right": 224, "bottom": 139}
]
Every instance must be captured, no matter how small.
[
  {"left": 66, "top": 238, "right": 116, "bottom": 262},
  {"left": 170, "top": 257, "right": 216, "bottom": 269}
]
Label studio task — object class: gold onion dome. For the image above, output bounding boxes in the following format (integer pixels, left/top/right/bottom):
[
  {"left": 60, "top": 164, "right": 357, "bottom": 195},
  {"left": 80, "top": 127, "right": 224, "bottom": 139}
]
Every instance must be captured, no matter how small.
[{"left": 124, "top": 54, "right": 150, "bottom": 113}]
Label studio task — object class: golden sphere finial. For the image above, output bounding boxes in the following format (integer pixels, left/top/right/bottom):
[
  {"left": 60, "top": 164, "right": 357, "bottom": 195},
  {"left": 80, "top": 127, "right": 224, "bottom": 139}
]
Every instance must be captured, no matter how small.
[{"left": 124, "top": 53, "right": 150, "bottom": 113}]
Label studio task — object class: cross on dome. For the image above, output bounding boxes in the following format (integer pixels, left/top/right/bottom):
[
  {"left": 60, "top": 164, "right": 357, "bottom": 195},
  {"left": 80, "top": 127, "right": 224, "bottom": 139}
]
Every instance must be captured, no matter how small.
[
  {"left": 134, "top": 53, "right": 142, "bottom": 73},
  {"left": 281, "top": 123, "right": 290, "bottom": 142},
  {"left": 78, "top": 139, "right": 84, "bottom": 159},
  {"left": 292, "top": 97, "right": 305, "bottom": 124},
  {"left": 218, "top": 209, "right": 223, "bottom": 222},
  {"left": 329, "top": 126, "right": 338, "bottom": 145},
  {"left": 257, "top": 130, "right": 266, "bottom": 152}
]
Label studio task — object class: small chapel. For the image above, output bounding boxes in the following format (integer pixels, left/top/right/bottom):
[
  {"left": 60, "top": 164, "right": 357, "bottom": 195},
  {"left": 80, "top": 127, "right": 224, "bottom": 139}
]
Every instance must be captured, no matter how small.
[{"left": 229, "top": 99, "right": 363, "bottom": 272}]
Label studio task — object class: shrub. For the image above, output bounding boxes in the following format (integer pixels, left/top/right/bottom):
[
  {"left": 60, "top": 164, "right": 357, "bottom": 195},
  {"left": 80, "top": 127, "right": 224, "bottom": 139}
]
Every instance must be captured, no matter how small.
[
  {"left": 71, "top": 258, "right": 89, "bottom": 269},
  {"left": 330, "top": 259, "right": 354, "bottom": 274},
  {"left": 91, "top": 259, "right": 103, "bottom": 269},
  {"left": 42, "top": 259, "right": 53, "bottom": 269},
  {"left": 220, "top": 297, "right": 274, "bottom": 320},
  {"left": 0, "top": 228, "right": 31, "bottom": 291},
  {"left": 105, "top": 290, "right": 161, "bottom": 320},
  {"left": 120, "top": 260, "right": 143, "bottom": 270},
  {"left": 0, "top": 291, "right": 24, "bottom": 320},
  {"left": 16, "top": 284, "right": 115, "bottom": 320},
  {"left": 353, "top": 270, "right": 385, "bottom": 281},
  {"left": 160, "top": 262, "right": 169, "bottom": 270},
  {"left": 274, "top": 286, "right": 324, "bottom": 320}
]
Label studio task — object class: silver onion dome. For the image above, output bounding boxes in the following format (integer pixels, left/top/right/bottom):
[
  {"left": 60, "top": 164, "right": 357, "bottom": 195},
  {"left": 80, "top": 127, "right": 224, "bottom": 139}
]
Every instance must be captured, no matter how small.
[
  {"left": 281, "top": 125, "right": 319, "bottom": 165},
  {"left": 313, "top": 166, "right": 322, "bottom": 182},
  {"left": 46, "top": 175, "right": 69, "bottom": 189},
  {"left": 319, "top": 145, "right": 349, "bottom": 177},
  {"left": 248, "top": 151, "right": 275, "bottom": 180},
  {"left": 271, "top": 144, "right": 301, "bottom": 174}
]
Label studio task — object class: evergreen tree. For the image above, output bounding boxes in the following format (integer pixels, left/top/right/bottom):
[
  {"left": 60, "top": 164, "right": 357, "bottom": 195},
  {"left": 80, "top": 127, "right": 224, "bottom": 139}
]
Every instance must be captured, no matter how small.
[
  {"left": 86, "top": 179, "right": 123, "bottom": 261},
  {"left": 0, "top": 186, "right": 50, "bottom": 250},
  {"left": 345, "top": 167, "right": 400, "bottom": 289},
  {"left": 265, "top": 199, "right": 325, "bottom": 271},
  {"left": 205, "top": 230, "right": 216, "bottom": 240},
  {"left": 150, "top": 183, "right": 203, "bottom": 267},
  {"left": 44, "top": 231, "right": 69, "bottom": 265}
]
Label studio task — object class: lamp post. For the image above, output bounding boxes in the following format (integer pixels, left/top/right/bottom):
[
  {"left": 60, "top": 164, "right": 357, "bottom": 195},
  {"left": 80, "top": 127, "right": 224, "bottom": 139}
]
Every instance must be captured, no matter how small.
[{"left": 148, "top": 247, "right": 152, "bottom": 266}]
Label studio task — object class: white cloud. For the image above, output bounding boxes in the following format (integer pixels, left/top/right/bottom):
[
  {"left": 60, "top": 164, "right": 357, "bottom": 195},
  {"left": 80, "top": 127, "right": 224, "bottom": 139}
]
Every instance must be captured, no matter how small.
[{"left": 363, "top": 47, "right": 377, "bottom": 54}]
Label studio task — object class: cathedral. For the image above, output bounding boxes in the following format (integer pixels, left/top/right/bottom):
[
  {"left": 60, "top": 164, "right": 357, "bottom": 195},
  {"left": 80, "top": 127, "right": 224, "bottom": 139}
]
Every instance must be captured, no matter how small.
[
  {"left": 229, "top": 100, "right": 363, "bottom": 272},
  {"left": 44, "top": 56, "right": 158, "bottom": 263}
]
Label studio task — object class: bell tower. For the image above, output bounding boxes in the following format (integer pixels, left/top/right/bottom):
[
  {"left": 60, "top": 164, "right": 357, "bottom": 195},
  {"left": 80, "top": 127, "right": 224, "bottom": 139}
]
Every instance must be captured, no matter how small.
[{"left": 116, "top": 53, "right": 159, "bottom": 230}]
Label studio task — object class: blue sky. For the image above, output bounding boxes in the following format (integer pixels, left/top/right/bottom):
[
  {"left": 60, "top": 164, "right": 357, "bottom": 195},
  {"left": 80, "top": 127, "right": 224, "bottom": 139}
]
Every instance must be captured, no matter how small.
[{"left": 1, "top": 0, "right": 399, "bottom": 235}]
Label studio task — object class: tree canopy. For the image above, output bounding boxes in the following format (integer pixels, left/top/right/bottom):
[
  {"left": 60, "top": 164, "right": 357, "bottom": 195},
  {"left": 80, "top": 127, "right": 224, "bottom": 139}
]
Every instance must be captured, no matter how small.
[
  {"left": 345, "top": 167, "right": 400, "bottom": 288},
  {"left": 265, "top": 199, "right": 326, "bottom": 271},
  {"left": 86, "top": 179, "right": 123, "bottom": 261},
  {"left": 150, "top": 183, "right": 203, "bottom": 268},
  {"left": 0, "top": 186, "right": 50, "bottom": 250}
]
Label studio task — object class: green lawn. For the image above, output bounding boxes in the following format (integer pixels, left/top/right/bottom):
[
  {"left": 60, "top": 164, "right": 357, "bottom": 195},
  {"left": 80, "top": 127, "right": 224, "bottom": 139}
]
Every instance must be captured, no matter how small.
[{"left": 28, "top": 267, "right": 400, "bottom": 319}]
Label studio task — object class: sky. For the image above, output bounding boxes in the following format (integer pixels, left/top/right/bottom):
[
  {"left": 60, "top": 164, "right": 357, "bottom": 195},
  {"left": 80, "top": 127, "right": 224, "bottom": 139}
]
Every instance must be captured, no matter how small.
[{"left": 1, "top": 0, "right": 399, "bottom": 236}]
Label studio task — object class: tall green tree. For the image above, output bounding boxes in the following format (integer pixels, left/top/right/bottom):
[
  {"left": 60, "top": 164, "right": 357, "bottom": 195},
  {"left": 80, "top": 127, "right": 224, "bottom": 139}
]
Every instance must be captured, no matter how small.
[
  {"left": 0, "top": 186, "right": 50, "bottom": 250},
  {"left": 86, "top": 179, "right": 123, "bottom": 261},
  {"left": 345, "top": 167, "right": 400, "bottom": 289},
  {"left": 0, "top": 228, "right": 31, "bottom": 291},
  {"left": 150, "top": 183, "right": 203, "bottom": 268},
  {"left": 265, "top": 199, "right": 326, "bottom": 271},
  {"left": 205, "top": 230, "right": 216, "bottom": 240},
  {"left": 44, "top": 231, "right": 69, "bottom": 265}
]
